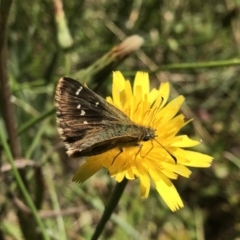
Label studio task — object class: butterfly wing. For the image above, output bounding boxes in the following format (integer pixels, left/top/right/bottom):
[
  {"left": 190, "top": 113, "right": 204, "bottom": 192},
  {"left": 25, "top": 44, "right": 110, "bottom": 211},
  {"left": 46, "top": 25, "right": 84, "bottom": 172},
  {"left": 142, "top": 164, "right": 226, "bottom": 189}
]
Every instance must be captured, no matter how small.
[{"left": 55, "top": 77, "right": 138, "bottom": 156}]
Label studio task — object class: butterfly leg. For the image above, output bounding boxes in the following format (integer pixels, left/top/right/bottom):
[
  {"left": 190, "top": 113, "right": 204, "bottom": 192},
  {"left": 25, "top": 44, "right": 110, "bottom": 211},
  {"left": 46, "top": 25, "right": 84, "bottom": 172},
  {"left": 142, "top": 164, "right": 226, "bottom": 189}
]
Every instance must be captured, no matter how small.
[
  {"left": 135, "top": 143, "right": 143, "bottom": 159},
  {"left": 132, "top": 141, "right": 153, "bottom": 159},
  {"left": 111, "top": 148, "right": 123, "bottom": 165},
  {"left": 142, "top": 140, "right": 154, "bottom": 157}
]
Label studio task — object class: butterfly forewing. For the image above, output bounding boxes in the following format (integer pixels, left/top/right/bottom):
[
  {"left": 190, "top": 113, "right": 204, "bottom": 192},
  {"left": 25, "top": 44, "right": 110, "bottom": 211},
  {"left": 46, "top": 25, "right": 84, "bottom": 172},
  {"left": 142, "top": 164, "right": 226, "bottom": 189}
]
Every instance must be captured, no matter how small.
[
  {"left": 56, "top": 77, "right": 132, "bottom": 123},
  {"left": 55, "top": 77, "right": 155, "bottom": 157}
]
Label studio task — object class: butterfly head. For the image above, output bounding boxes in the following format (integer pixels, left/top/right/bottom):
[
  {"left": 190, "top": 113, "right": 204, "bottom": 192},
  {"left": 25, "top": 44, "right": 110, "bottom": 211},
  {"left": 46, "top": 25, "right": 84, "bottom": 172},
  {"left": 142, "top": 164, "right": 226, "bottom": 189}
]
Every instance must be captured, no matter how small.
[{"left": 142, "top": 127, "right": 157, "bottom": 141}]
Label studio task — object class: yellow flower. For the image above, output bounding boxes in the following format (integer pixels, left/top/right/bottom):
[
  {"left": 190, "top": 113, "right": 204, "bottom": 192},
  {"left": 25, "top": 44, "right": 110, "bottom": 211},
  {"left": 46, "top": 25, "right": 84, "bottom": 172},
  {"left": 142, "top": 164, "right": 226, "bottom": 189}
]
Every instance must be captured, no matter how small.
[{"left": 73, "top": 71, "right": 213, "bottom": 211}]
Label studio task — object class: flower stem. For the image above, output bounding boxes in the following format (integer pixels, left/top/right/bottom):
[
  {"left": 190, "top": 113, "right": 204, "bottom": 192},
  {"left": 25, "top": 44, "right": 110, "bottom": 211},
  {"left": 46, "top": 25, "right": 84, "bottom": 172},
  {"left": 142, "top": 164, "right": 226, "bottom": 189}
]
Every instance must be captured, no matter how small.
[{"left": 91, "top": 178, "right": 128, "bottom": 240}]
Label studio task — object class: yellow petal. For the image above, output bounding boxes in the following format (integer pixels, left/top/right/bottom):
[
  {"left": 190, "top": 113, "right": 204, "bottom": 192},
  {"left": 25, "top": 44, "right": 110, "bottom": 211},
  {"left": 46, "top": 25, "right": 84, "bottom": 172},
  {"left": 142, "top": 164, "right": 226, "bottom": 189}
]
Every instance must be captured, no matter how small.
[
  {"left": 106, "top": 96, "right": 113, "bottom": 105},
  {"left": 170, "top": 135, "right": 200, "bottom": 148},
  {"left": 157, "top": 96, "right": 185, "bottom": 123},
  {"left": 113, "top": 71, "right": 126, "bottom": 90},
  {"left": 161, "top": 163, "right": 192, "bottom": 178},
  {"left": 72, "top": 159, "right": 102, "bottom": 183},
  {"left": 134, "top": 72, "right": 149, "bottom": 95},
  {"left": 140, "top": 175, "right": 150, "bottom": 198},
  {"left": 155, "top": 173, "right": 184, "bottom": 211},
  {"left": 114, "top": 171, "right": 126, "bottom": 182},
  {"left": 112, "top": 71, "right": 126, "bottom": 106},
  {"left": 183, "top": 150, "right": 213, "bottom": 167},
  {"left": 158, "top": 82, "right": 170, "bottom": 108}
]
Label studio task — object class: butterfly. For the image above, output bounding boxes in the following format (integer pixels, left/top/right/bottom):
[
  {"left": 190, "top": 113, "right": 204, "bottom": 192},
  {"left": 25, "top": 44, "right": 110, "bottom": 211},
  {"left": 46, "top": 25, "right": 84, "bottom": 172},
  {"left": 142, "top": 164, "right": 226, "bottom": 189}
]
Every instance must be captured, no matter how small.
[{"left": 55, "top": 77, "right": 157, "bottom": 158}]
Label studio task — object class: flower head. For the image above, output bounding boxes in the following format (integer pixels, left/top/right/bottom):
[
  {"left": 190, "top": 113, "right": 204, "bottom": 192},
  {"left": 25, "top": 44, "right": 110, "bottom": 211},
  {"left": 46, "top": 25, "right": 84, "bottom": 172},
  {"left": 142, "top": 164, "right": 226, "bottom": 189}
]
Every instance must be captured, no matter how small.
[{"left": 73, "top": 71, "right": 213, "bottom": 211}]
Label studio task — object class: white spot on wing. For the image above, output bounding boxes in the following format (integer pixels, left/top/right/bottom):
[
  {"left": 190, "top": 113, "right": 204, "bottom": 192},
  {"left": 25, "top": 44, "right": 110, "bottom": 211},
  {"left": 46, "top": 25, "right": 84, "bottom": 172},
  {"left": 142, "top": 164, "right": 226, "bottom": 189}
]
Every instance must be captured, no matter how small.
[
  {"left": 83, "top": 121, "right": 88, "bottom": 124},
  {"left": 80, "top": 110, "right": 85, "bottom": 116},
  {"left": 95, "top": 102, "right": 99, "bottom": 106},
  {"left": 77, "top": 104, "right": 81, "bottom": 109},
  {"left": 65, "top": 143, "right": 70, "bottom": 150},
  {"left": 76, "top": 86, "right": 83, "bottom": 95},
  {"left": 57, "top": 128, "right": 66, "bottom": 140}
]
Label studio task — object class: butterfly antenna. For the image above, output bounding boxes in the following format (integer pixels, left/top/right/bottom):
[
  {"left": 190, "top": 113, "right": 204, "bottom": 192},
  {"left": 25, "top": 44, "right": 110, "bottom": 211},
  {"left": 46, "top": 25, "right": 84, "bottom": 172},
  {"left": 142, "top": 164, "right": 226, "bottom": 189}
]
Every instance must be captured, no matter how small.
[{"left": 153, "top": 138, "right": 177, "bottom": 164}]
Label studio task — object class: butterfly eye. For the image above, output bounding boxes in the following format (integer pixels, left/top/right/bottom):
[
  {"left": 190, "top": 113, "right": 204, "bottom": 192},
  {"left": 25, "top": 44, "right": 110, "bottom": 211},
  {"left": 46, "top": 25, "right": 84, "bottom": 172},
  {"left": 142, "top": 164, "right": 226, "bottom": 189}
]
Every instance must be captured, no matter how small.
[{"left": 142, "top": 136, "right": 150, "bottom": 141}]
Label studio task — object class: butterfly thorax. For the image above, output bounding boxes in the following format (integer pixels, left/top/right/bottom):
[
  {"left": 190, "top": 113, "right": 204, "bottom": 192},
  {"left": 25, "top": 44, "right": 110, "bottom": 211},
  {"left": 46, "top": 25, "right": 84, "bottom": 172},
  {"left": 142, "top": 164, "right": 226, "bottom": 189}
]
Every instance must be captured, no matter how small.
[{"left": 108, "top": 124, "right": 156, "bottom": 142}]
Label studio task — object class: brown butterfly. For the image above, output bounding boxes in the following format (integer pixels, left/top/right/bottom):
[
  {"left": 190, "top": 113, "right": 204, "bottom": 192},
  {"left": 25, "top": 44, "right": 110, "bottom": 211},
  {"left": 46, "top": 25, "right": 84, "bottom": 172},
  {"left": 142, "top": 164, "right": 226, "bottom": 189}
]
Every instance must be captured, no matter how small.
[{"left": 55, "top": 77, "right": 156, "bottom": 158}]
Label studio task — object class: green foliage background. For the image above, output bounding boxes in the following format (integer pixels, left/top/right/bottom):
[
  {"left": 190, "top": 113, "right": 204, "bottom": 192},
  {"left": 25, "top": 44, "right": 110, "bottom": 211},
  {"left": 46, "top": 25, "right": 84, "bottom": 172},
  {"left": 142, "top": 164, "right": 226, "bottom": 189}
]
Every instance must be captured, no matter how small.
[{"left": 1, "top": 0, "right": 240, "bottom": 239}]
